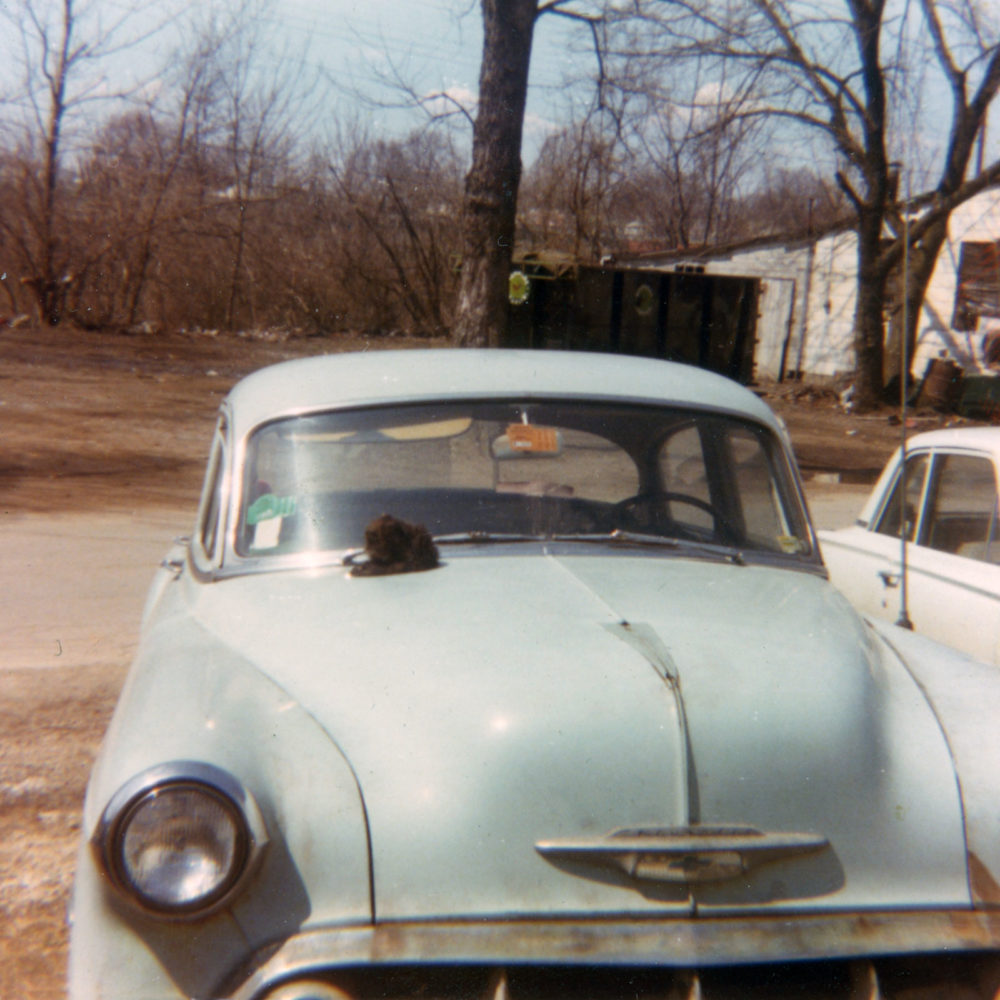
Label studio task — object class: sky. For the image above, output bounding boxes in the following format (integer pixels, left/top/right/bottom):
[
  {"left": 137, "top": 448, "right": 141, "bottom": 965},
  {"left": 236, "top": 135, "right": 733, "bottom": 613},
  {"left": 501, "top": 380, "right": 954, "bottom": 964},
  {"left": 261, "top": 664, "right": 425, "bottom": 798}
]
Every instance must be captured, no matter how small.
[
  {"left": 265, "top": 0, "right": 591, "bottom": 159},
  {"left": 1, "top": 0, "right": 997, "bottom": 182},
  {"left": 0, "top": 0, "right": 594, "bottom": 164},
  {"left": 266, "top": 0, "right": 1000, "bottom": 179}
]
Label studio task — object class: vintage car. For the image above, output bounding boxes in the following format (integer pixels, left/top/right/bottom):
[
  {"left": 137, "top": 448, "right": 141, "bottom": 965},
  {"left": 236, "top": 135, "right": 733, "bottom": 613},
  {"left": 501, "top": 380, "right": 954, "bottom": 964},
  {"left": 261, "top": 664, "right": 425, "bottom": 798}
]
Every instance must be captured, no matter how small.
[
  {"left": 820, "top": 427, "right": 1000, "bottom": 665},
  {"left": 70, "top": 350, "right": 1000, "bottom": 1000}
]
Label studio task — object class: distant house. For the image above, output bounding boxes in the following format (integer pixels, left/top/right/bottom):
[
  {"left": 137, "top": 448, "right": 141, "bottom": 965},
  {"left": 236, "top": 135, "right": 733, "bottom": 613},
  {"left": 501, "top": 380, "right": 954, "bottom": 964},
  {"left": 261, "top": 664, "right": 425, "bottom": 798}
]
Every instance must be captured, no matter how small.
[{"left": 629, "top": 186, "right": 1000, "bottom": 382}]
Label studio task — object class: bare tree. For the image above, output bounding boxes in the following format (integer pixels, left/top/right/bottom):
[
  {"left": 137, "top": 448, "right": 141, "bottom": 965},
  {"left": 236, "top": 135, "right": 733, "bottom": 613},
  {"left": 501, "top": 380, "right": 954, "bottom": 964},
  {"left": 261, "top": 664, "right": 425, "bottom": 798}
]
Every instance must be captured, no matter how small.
[
  {"left": 606, "top": 32, "right": 767, "bottom": 250},
  {"left": 520, "top": 114, "right": 625, "bottom": 258},
  {"left": 0, "top": 0, "right": 161, "bottom": 325},
  {"left": 194, "top": 1, "right": 315, "bottom": 331},
  {"left": 618, "top": 0, "right": 1000, "bottom": 409},
  {"left": 120, "top": 33, "right": 222, "bottom": 328},
  {"left": 64, "top": 30, "right": 224, "bottom": 329},
  {"left": 452, "top": 0, "right": 540, "bottom": 347},
  {"left": 743, "top": 166, "right": 846, "bottom": 239},
  {"left": 883, "top": 0, "right": 1000, "bottom": 385},
  {"left": 452, "top": 0, "right": 605, "bottom": 347},
  {"left": 327, "top": 127, "right": 465, "bottom": 335}
]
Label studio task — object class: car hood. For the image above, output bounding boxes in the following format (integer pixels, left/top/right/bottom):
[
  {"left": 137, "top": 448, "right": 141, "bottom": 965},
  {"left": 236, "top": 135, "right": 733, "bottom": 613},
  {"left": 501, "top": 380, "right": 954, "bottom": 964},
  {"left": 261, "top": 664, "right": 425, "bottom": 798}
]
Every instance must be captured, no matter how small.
[{"left": 191, "top": 549, "right": 968, "bottom": 920}]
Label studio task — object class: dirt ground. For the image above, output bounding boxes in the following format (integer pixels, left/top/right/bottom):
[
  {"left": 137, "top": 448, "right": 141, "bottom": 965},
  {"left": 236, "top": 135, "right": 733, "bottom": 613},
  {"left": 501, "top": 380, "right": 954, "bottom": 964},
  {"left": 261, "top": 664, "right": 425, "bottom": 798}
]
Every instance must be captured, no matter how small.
[{"left": 0, "top": 324, "right": 980, "bottom": 999}]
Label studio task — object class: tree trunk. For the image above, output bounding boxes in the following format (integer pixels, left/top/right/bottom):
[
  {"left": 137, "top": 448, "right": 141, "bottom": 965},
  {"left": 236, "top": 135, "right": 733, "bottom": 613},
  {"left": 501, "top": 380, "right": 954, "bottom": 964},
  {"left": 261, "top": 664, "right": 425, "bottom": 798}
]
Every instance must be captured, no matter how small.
[
  {"left": 34, "top": 0, "right": 74, "bottom": 326},
  {"left": 227, "top": 199, "right": 248, "bottom": 331},
  {"left": 852, "top": 206, "right": 890, "bottom": 411},
  {"left": 452, "top": 0, "right": 538, "bottom": 347},
  {"left": 884, "top": 218, "right": 948, "bottom": 388}
]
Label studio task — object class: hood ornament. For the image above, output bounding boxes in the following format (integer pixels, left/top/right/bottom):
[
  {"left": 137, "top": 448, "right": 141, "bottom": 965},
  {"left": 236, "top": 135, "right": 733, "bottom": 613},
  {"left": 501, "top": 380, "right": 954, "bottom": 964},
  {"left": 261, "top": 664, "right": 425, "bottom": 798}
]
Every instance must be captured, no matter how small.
[{"left": 536, "top": 825, "right": 828, "bottom": 885}]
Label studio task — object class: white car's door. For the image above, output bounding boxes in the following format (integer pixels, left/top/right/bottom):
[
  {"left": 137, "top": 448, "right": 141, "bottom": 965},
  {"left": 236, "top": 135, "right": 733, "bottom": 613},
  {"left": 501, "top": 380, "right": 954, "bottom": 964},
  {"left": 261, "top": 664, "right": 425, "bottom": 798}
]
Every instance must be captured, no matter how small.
[
  {"left": 822, "top": 447, "right": 1000, "bottom": 665},
  {"left": 821, "top": 451, "right": 931, "bottom": 624},
  {"left": 821, "top": 525, "right": 912, "bottom": 623},
  {"left": 900, "top": 541, "right": 1000, "bottom": 662}
]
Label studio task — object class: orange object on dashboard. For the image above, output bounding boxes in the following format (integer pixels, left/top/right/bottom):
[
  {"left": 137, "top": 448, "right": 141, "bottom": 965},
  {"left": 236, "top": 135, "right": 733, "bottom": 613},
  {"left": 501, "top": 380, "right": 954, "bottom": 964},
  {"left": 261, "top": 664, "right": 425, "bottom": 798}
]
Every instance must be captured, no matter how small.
[{"left": 505, "top": 423, "right": 560, "bottom": 453}]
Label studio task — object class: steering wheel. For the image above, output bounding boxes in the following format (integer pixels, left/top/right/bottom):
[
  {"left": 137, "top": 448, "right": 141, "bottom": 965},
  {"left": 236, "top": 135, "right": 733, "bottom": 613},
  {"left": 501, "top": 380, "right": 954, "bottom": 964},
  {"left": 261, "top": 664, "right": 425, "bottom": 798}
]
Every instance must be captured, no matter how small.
[{"left": 609, "top": 491, "right": 739, "bottom": 543}]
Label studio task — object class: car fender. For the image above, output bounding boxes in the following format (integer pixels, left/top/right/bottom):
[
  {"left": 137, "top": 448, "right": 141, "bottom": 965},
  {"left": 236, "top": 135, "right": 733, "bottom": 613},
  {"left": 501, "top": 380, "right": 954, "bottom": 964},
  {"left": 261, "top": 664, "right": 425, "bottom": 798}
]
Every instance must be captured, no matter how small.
[
  {"left": 71, "top": 579, "right": 373, "bottom": 1000},
  {"left": 869, "top": 618, "right": 1000, "bottom": 907}
]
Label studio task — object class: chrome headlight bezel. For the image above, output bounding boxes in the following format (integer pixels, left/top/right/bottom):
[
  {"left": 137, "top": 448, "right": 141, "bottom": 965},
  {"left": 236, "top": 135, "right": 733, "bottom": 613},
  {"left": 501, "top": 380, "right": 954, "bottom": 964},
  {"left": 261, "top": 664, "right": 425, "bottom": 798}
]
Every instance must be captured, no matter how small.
[{"left": 93, "top": 761, "right": 268, "bottom": 919}]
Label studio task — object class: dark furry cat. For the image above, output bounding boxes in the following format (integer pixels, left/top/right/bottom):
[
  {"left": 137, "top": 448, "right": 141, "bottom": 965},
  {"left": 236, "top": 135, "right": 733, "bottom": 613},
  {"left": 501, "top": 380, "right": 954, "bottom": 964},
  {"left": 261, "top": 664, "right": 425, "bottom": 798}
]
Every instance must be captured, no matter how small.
[{"left": 350, "top": 514, "right": 440, "bottom": 577}]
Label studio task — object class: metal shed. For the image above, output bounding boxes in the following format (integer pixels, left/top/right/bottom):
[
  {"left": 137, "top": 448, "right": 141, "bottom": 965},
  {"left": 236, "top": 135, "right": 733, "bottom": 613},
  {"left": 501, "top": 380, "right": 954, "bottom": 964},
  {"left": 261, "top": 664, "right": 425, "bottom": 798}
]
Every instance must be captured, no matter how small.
[{"left": 503, "top": 252, "right": 760, "bottom": 384}]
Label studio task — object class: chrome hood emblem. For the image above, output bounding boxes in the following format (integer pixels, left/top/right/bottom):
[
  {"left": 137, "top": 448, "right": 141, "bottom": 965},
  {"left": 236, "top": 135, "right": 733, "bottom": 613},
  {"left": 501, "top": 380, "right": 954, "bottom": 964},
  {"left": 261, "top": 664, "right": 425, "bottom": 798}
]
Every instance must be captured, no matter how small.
[{"left": 536, "top": 826, "right": 829, "bottom": 885}]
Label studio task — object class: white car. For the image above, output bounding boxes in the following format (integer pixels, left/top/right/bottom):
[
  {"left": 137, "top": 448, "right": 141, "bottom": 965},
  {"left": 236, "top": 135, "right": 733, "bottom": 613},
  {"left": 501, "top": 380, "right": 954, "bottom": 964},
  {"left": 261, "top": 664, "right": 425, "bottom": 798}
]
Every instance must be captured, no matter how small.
[{"left": 820, "top": 427, "right": 1000, "bottom": 664}]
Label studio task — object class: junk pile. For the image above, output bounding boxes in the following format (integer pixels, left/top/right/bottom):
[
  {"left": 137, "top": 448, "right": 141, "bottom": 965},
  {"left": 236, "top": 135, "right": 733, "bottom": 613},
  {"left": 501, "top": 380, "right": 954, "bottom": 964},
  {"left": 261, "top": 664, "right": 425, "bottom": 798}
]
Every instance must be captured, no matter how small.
[{"left": 917, "top": 355, "right": 1000, "bottom": 421}]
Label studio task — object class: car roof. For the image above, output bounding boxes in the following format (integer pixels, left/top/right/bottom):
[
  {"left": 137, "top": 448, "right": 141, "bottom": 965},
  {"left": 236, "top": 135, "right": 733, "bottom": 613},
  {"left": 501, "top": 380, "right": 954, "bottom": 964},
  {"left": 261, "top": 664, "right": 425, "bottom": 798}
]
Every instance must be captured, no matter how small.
[
  {"left": 224, "top": 349, "right": 780, "bottom": 440},
  {"left": 902, "top": 425, "right": 1000, "bottom": 458},
  {"left": 852, "top": 425, "right": 1000, "bottom": 526}
]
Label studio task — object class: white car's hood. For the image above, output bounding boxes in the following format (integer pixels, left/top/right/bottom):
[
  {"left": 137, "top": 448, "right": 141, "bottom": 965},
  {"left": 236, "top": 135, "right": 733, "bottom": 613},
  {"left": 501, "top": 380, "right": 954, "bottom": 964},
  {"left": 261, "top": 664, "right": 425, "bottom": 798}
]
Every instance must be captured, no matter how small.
[{"left": 193, "top": 549, "right": 968, "bottom": 920}]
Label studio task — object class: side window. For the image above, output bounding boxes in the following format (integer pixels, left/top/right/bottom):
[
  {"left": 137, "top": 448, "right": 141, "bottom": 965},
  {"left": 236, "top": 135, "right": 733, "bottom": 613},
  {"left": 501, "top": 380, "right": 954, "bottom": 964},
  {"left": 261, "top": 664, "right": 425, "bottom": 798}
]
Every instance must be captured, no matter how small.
[
  {"left": 923, "top": 454, "right": 999, "bottom": 562},
  {"left": 875, "top": 453, "right": 929, "bottom": 541}
]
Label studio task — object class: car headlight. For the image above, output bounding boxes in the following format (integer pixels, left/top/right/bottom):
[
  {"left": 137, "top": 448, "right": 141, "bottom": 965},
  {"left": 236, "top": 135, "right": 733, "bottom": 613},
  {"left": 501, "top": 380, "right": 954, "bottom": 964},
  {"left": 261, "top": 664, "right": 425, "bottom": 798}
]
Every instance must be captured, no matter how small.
[{"left": 94, "top": 762, "right": 268, "bottom": 918}]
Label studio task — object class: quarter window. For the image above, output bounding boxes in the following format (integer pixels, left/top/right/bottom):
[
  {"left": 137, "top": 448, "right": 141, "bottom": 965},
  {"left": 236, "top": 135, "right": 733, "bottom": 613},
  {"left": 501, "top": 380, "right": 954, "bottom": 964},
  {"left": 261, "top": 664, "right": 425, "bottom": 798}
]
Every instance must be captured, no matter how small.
[
  {"left": 198, "top": 433, "right": 226, "bottom": 562},
  {"left": 729, "top": 427, "right": 790, "bottom": 545},
  {"left": 875, "top": 454, "right": 929, "bottom": 542}
]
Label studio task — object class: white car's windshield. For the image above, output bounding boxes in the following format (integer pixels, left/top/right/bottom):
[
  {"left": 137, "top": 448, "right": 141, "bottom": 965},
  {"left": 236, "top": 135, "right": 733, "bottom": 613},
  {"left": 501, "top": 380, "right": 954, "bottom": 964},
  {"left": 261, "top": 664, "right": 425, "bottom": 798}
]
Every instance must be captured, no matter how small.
[{"left": 236, "top": 400, "right": 813, "bottom": 559}]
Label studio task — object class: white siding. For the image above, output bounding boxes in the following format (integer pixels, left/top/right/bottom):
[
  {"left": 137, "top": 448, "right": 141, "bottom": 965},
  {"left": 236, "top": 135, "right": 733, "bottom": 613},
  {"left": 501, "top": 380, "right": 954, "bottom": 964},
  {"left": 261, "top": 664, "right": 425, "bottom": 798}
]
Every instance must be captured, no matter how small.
[
  {"left": 799, "top": 230, "right": 857, "bottom": 378},
  {"left": 756, "top": 276, "right": 795, "bottom": 378},
  {"left": 914, "top": 190, "right": 1000, "bottom": 376},
  {"left": 657, "top": 187, "right": 1000, "bottom": 379}
]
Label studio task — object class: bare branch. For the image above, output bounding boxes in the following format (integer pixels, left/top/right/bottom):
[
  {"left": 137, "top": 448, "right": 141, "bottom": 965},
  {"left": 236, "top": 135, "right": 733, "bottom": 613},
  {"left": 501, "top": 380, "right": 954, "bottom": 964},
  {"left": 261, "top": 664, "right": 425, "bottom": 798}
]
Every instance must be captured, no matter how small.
[
  {"left": 538, "top": 1, "right": 601, "bottom": 23},
  {"left": 920, "top": 0, "right": 964, "bottom": 90}
]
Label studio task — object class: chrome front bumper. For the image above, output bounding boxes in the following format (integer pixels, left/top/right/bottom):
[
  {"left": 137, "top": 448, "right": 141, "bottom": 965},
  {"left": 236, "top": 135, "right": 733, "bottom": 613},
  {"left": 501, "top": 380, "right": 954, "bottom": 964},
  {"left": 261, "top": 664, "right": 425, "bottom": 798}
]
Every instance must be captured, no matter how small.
[{"left": 224, "top": 911, "right": 1000, "bottom": 1000}]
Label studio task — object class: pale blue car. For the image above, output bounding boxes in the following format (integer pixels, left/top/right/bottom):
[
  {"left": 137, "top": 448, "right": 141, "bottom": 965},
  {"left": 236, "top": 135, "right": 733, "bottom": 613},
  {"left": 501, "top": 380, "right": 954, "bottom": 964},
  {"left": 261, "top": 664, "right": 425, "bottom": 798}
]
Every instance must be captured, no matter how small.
[{"left": 70, "top": 350, "right": 1000, "bottom": 999}]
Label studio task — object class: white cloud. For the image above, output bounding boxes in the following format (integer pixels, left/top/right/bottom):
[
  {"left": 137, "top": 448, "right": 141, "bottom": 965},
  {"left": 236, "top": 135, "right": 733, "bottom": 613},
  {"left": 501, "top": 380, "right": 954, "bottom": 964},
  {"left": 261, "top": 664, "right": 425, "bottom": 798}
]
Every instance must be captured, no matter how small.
[
  {"left": 692, "top": 80, "right": 737, "bottom": 109},
  {"left": 420, "top": 84, "right": 477, "bottom": 119},
  {"left": 524, "top": 110, "right": 559, "bottom": 140}
]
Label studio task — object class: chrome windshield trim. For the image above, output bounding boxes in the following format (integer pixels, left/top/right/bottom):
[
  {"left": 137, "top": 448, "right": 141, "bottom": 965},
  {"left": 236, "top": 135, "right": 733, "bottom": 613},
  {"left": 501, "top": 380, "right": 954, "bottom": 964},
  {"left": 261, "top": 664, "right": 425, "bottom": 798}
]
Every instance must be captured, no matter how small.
[{"left": 195, "top": 539, "right": 827, "bottom": 583}]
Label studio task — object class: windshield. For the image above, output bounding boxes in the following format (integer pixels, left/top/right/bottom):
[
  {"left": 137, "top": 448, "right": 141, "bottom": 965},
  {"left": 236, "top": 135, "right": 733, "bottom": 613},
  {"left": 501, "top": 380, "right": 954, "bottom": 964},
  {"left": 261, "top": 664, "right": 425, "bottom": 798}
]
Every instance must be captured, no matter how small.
[{"left": 235, "top": 399, "right": 813, "bottom": 560}]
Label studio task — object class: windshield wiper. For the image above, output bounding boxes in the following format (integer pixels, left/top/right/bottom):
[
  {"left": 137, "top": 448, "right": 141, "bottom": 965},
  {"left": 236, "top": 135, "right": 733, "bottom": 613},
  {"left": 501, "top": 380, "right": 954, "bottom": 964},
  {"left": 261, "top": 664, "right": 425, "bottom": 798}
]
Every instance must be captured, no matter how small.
[
  {"left": 432, "top": 529, "right": 745, "bottom": 563},
  {"left": 434, "top": 530, "right": 689, "bottom": 549},
  {"left": 432, "top": 531, "right": 545, "bottom": 545},
  {"left": 551, "top": 530, "right": 682, "bottom": 548},
  {"left": 551, "top": 531, "right": 747, "bottom": 564}
]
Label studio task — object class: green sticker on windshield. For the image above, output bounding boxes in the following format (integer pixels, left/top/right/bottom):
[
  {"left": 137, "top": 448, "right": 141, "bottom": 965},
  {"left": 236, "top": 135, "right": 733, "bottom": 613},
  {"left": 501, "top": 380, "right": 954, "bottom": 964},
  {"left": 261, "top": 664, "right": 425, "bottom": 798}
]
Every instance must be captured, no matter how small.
[
  {"left": 777, "top": 534, "right": 806, "bottom": 554},
  {"left": 247, "top": 493, "right": 296, "bottom": 525}
]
